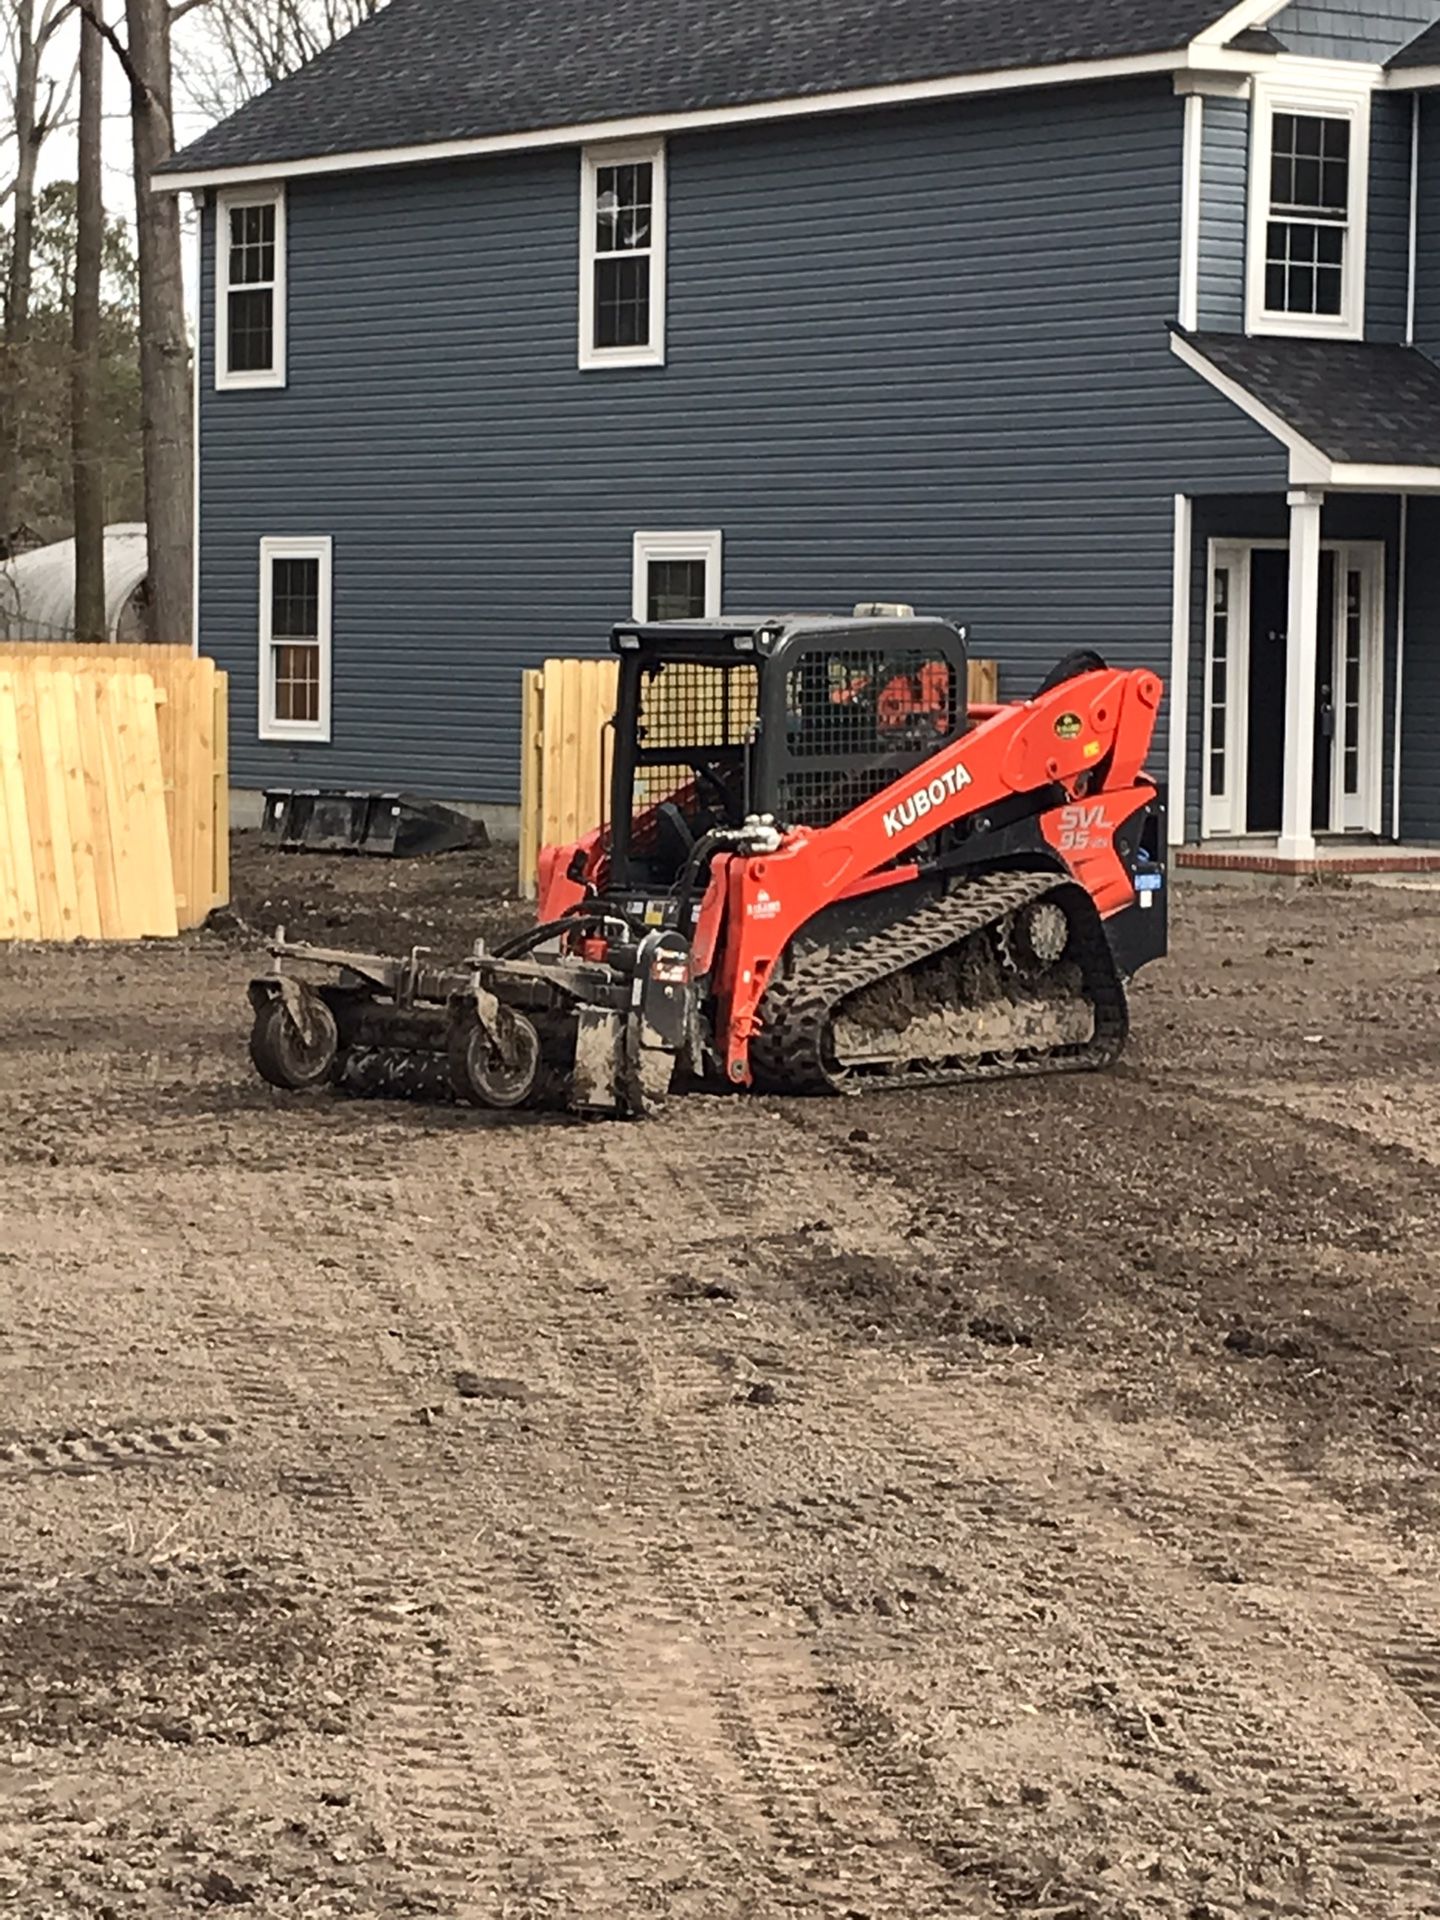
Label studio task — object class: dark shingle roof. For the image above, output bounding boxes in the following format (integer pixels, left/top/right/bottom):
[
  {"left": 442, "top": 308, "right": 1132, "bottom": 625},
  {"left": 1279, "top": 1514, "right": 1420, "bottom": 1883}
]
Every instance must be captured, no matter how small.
[
  {"left": 1181, "top": 330, "right": 1440, "bottom": 466},
  {"left": 1389, "top": 18, "right": 1440, "bottom": 68},
  {"left": 162, "top": 0, "right": 1245, "bottom": 178}
]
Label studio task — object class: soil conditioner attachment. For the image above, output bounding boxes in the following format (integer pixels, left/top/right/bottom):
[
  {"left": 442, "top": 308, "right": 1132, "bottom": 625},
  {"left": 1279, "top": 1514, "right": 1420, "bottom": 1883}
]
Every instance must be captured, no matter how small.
[{"left": 248, "top": 613, "right": 1166, "bottom": 1118}]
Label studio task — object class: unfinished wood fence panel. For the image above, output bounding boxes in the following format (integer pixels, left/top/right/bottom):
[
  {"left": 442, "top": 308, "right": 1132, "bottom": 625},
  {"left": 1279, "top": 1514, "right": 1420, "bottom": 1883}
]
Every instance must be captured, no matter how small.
[
  {"left": 518, "top": 654, "right": 1000, "bottom": 897},
  {"left": 0, "top": 645, "right": 230, "bottom": 942},
  {"left": 519, "top": 658, "right": 617, "bottom": 898}
]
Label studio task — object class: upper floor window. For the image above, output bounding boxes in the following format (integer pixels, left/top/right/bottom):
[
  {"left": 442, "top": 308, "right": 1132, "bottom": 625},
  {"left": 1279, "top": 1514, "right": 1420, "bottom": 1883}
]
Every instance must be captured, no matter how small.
[
  {"left": 217, "top": 186, "right": 287, "bottom": 390},
  {"left": 1247, "top": 83, "right": 1368, "bottom": 340},
  {"left": 580, "top": 141, "right": 666, "bottom": 369}
]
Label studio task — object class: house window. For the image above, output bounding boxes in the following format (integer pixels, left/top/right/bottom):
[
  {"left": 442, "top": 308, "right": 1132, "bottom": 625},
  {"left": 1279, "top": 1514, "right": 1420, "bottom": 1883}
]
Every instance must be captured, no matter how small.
[
  {"left": 580, "top": 141, "right": 666, "bottom": 368},
  {"left": 217, "top": 187, "right": 286, "bottom": 389},
  {"left": 1266, "top": 113, "right": 1349, "bottom": 315},
  {"left": 1248, "top": 84, "right": 1368, "bottom": 338},
  {"left": 1209, "top": 564, "right": 1230, "bottom": 800},
  {"left": 632, "top": 530, "right": 722, "bottom": 621},
  {"left": 259, "top": 536, "right": 331, "bottom": 740}
]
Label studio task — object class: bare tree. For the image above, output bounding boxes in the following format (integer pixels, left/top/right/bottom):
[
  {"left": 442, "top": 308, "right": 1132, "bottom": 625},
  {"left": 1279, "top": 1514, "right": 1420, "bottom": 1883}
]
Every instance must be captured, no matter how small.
[
  {"left": 80, "top": 0, "right": 194, "bottom": 641},
  {"left": 71, "top": 0, "right": 104, "bottom": 638},
  {"left": 1, "top": 0, "right": 78, "bottom": 552},
  {"left": 180, "top": 0, "right": 381, "bottom": 119}
]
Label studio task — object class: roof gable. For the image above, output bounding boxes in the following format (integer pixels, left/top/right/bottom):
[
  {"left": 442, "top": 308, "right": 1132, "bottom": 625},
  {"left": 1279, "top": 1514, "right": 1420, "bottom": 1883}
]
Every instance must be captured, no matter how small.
[
  {"left": 162, "top": 0, "right": 1262, "bottom": 183},
  {"left": 1390, "top": 17, "right": 1440, "bottom": 67}
]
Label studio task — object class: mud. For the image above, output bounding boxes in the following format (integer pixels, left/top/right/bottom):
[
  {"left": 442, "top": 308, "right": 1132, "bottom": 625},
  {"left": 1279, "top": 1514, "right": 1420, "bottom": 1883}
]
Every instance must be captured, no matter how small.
[{"left": 1, "top": 847, "right": 1439, "bottom": 1916}]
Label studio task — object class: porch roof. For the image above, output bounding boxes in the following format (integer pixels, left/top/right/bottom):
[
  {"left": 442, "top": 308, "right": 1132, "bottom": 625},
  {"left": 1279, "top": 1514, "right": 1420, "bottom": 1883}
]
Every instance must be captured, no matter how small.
[
  {"left": 1388, "top": 18, "right": 1440, "bottom": 72},
  {"left": 1171, "top": 328, "right": 1440, "bottom": 489}
]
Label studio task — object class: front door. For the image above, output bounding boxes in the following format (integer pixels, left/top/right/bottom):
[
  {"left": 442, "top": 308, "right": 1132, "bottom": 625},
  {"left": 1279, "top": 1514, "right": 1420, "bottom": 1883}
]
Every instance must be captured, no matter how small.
[
  {"left": 1244, "top": 549, "right": 1288, "bottom": 834},
  {"left": 1203, "top": 541, "right": 1383, "bottom": 838}
]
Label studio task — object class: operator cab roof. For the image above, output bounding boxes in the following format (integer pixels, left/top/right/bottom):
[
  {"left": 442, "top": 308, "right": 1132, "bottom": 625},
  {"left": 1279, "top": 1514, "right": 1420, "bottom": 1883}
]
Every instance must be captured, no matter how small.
[{"left": 610, "top": 614, "right": 966, "bottom": 659}]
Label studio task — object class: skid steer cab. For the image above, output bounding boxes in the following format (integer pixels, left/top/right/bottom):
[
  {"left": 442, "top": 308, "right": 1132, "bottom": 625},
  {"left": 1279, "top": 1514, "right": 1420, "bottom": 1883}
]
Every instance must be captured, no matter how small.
[{"left": 247, "top": 611, "right": 1166, "bottom": 1118}]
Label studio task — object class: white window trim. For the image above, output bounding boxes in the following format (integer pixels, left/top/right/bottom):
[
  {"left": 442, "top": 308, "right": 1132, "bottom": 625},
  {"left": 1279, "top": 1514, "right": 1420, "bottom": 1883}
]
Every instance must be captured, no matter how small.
[
  {"left": 632, "top": 530, "right": 722, "bottom": 621},
  {"left": 216, "top": 184, "right": 287, "bottom": 391},
  {"left": 1245, "top": 75, "right": 1370, "bottom": 341},
  {"left": 580, "top": 139, "right": 667, "bottom": 370},
  {"left": 258, "top": 535, "right": 332, "bottom": 742}
]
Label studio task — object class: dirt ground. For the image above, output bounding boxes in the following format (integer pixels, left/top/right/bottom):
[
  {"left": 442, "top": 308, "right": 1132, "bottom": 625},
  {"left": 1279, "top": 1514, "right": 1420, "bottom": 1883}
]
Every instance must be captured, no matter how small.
[{"left": 2, "top": 837, "right": 1439, "bottom": 1919}]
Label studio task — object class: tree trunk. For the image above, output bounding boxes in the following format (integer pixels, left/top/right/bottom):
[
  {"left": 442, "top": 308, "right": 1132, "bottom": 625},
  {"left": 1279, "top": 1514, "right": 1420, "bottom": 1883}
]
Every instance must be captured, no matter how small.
[
  {"left": 0, "top": 0, "right": 42, "bottom": 553},
  {"left": 71, "top": 2, "right": 106, "bottom": 641},
  {"left": 125, "top": 0, "right": 192, "bottom": 645}
]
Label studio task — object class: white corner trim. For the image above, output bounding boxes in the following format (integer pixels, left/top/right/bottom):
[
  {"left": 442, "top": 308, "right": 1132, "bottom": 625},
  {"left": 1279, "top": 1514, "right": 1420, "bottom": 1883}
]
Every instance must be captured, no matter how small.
[
  {"left": 1244, "top": 73, "right": 1371, "bottom": 342},
  {"left": 1392, "top": 493, "right": 1408, "bottom": 838},
  {"left": 579, "top": 138, "right": 667, "bottom": 370},
  {"left": 215, "top": 184, "right": 287, "bottom": 391},
  {"left": 1167, "top": 494, "right": 1192, "bottom": 848},
  {"left": 258, "top": 534, "right": 333, "bottom": 742},
  {"left": 155, "top": 45, "right": 1271, "bottom": 193},
  {"left": 1179, "top": 93, "right": 1204, "bottom": 330},
  {"left": 631, "top": 529, "right": 723, "bottom": 621},
  {"left": 190, "top": 192, "right": 202, "bottom": 655}
]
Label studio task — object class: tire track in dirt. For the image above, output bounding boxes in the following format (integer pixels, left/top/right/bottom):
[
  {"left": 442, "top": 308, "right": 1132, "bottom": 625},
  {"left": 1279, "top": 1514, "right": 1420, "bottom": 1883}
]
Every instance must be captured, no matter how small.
[
  {"left": 0, "top": 1420, "right": 231, "bottom": 1477},
  {"left": 781, "top": 1373, "right": 1440, "bottom": 1916},
  {"left": 184, "top": 1277, "right": 513, "bottom": 1916},
  {"left": 179, "top": 1181, "right": 756, "bottom": 1915},
  {"left": 358, "top": 1137, "right": 973, "bottom": 1917},
  {"left": 657, "top": 1090, "right": 1440, "bottom": 1915},
  {"left": 170, "top": 1088, "right": 1440, "bottom": 1919}
]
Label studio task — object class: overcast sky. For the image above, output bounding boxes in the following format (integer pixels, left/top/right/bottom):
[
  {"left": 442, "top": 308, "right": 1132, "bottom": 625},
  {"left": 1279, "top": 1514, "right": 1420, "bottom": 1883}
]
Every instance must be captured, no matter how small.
[{"left": 22, "top": 9, "right": 230, "bottom": 316}]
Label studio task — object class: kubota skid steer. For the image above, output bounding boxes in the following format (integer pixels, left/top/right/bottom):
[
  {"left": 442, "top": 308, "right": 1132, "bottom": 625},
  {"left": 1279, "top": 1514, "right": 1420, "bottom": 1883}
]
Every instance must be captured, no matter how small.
[{"left": 247, "top": 613, "right": 1166, "bottom": 1116}]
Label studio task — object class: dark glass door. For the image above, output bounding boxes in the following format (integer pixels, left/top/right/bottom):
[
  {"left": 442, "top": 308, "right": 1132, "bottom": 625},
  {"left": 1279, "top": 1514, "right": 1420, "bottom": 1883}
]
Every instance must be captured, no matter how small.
[{"left": 1245, "top": 550, "right": 1289, "bottom": 834}]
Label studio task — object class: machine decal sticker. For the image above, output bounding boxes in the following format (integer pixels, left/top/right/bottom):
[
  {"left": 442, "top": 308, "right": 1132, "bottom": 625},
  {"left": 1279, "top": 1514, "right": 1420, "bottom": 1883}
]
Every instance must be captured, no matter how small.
[
  {"left": 1056, "top": 802, "right": 1111, "bottom": 852},
  {"left": 881, "top": 764, "right": 972, "bottom": 838},
  {"left": 1054, "top": 712, "right": 1082, "bottom": 739}
]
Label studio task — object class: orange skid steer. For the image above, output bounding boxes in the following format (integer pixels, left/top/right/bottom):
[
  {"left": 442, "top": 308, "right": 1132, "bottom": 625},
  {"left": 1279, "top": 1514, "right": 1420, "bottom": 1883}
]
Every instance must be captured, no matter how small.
[{"left": 248, "top": 613, "right": 1166, "bottom": 1116}]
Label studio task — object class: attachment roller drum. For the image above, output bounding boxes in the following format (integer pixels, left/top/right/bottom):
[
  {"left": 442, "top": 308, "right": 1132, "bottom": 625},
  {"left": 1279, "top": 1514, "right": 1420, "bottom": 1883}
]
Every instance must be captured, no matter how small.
[
  {"left": 249, "top": 987, "right": 340, "bottom": 1091},
  {"left": 448, "top": 1008, "right": 542, "bottom": 1109}
]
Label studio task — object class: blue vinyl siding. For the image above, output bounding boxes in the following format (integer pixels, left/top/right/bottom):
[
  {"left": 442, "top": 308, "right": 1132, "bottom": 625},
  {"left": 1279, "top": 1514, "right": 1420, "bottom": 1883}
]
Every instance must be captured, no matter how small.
[
  {"left": 1414, "top": 95, "right": 1440, "bottom": 356},
  {"left": 1368, "top": 91, "right": 1414, "bottom": 340},
  {"left": 1269, "top": 0, "right": 1440, "bottom": 60},
  {"left": 1401, "top": 496, "right": 1440, "bottom": 837},
  {"left": 1197, "top": 96, "right": 1248, "bottom": 331},
  {"left": 199, "top": 78, "right": 1286, "bottom": 807}
]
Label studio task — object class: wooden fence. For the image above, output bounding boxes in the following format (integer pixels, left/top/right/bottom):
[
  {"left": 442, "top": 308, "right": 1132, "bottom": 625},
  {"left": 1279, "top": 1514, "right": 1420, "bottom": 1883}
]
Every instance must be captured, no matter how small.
[
  {"left": 519, "top": 654, "right": 1000, "bottom": 897},
  {"left": 0, "top": 645, "right": 229, "bottom": 942}
]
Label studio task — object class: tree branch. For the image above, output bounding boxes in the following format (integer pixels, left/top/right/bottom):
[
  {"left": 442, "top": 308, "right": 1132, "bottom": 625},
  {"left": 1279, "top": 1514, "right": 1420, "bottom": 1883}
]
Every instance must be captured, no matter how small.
[{"left": 72, "top": 0, "right": 152, "bottom": 113}]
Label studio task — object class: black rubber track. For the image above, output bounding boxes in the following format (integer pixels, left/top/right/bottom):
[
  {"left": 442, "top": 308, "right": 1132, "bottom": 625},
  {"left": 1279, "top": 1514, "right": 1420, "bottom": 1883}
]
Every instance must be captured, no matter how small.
[{"left": 749, "top": 869, "right": 1129, "bottom": 1095}]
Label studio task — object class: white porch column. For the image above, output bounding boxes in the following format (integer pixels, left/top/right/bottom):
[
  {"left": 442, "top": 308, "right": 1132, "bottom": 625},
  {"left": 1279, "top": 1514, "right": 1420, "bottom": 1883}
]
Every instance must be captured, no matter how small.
[{"left": 1278, "top": 488, "right": 1324, "bottom": 862}]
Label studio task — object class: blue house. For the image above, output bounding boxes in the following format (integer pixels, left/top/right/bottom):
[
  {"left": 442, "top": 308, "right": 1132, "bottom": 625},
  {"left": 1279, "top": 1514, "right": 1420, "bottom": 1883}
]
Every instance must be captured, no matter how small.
[{"left": 159, "top": 0, "right": 1440, "bottom": 868}]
